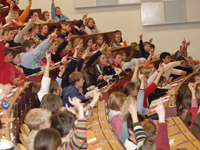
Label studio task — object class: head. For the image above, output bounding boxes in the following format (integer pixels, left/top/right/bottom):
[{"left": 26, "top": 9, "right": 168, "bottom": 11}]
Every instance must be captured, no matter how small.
[
  {"left": 194, "top": 72, "right": 200, "bottom": 84},
  {"left": 127, "top": 45, "right": 141, "bottom": 61},
  {"left": 121, "top": 50, "right": 127, "bottom": 61},
  {"left": 55, "top": 6, "right": 61, "bottom": 16},
  {"left": 96, "top": 35, "right": 104, "bottom": 45},
  {"left": 12, "top": 49, "right": 21, "bottom": 64},
  {"left": 21, "top": 40, "right": 36, "bottom": 52},
  {"left": 73, "top": 38, "right": 83, "bottom": 50},
  {"left": 40, "top": 11, "right": 50, "bottom": 21},
  {"left": 107, "top": 52, "right": 114, "bottom": 65},
  {"left": 114, "top": 30, "right": 122, "bottom": 37},
  {"left": 141, "top": 119, "right": 157, "bottom": 138},
  {"left": 142, "top": 135, "right": 156, "bottom": 150},
  {"left": 113, "top": 52, "right": 122, "bottom": 65},
  {"left": 30, "top": 10, "right": 39, "bottom": 19},
  {"left": 108, "top": 92, "right": 126, "bottom": 111},
  {"left": 49, "top": 40, "right": 58, "bottom": 54},
  {"left": 80, "top": 24, "right": 85, "bottom": 32},
  {"left": 192, "top": 113, "right": 200, "bottom": 139},
  {"left": 34, "top": 128, "right": 62, "bottom": 150},
  {"left": 25, "top": 108, "right": 52, "bottom": 130},
  {"left": 51, "top": 110, "right": 75, "bottom": 139},
  {"left": 2, "top": 28, "right": 9, "bottom": 42},
  {"left": 85, "top": 18, "right": 95, "bottom": 28},
  {"left": 13, "top": 9, "right": 19, "bottom": 20},
  {"left": 185, "top": 112, "right": 192, "bottom": 127},
  {"left": 160, "top": 52, "right": 171, "bottom": 64},
  {"left": 31, "top": 24, "right": 40, "bottom": 34},
  {"left": 4, "top": 47, "right": 13, "bottom": 63},
  {"left": 123, "top": 81, "right": 138, "bottom": 97},
  {"left": 64, "top": 41, "right": 72, "bottom": 53},
  {"left": 50, "top": 26, "right": 58, "bottom": 34},
  {"left": 158, "top": 76, "right": 167, "bottom": 87},
  {"left": 40, "top": 24, "right": 48, "bottom": 35},
  {"left": 98, "top": 53, "right": 108, "bottom": 67},
  {"left": 84, "top": 37, "right": 94, "bottom": 48},
  {"left": 177, "top": 82, "right": 190, "bottom": 102},
  {"left": 49, "top": 80, "right": 60, "bottom": 95},
  {"left": 64, "top": 21, "right": 72, "bottom": 32},
  {"left": 69, "top": 72, "right": 85, "bottom": 88},
  {"left": 8, "top": 29, "right": 15, "bottom": 41},
  {"left": 41, "top": 94, "right": 63, "bottom": 114},
  {"left": 182, "top": 94, "right": 192, "bottom": 111},
  {"left": 144, "top": 42, "right": 151, "bottom": 52},
  {"left": 113, "top": 33, "right": 121, "bottom": 43}
]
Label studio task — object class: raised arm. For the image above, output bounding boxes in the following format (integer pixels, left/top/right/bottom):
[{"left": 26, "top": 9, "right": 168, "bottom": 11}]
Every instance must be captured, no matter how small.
[
  {"left": 51, "top": 0, "right": 56, "bottom": 21},
  {"left": 137, "top": 73, "right": 145, "bottom": 114},
  {"left": 131, "top": 59, "right": 140, "bottom": 83},
  {"left": 0, "top": 24, "right": 5, "bottom": 71},
  {"left": 18, "top": 0, "right": 32, "bottom": 24},
  {"left": 5, "top": 1, "right": 14, "bottom": 23}
]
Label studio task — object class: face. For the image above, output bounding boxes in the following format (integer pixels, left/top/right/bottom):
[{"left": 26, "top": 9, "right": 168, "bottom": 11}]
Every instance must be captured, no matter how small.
[
  {"left": 76, "top": 78, "right": 85, "bottom": 88},
  {"left": 41, "top": 25, "right": 48, "bottom": 34},
  {"left": 80, "top": 26, "right": 85, "bottom": 32},
  {"left": 5, "top": 52, "right": 13, "bottom": 63},
  {"left": 26, "top": 44, "right": 36, "bottom": 52},
  {"left": 195, "top": 76, "right": 200, "bottom": 83},
  {"left": 87, "top": 39, "right": 93, "bottom": 47},
  {"left": 144, "top": 44, "right": 151, "bottom": 52},
  {"left": 114, "top": 54, "right": 122, "bottom": 65},
  {"left": 33, "top": 26, "right": 39, "bottom": 34},
  {"left": 115, "top": 35, "right": 121, "bottom": 43},
  {"left": 45, "top": 12, "right": 50, "bottom": 20},
  {"left": 3, "top": 31, "right": 9, "bottom": 41},
  {"left": 13, "top": 11, "right": 19, "bottom": 20},
  {"left": 32, "top": 12, "right": 39, "bottom": 19},
  {"left": 78, "top": 40, "right": 83, "bottom": 49},
  {"left": 15, "top": 0, "right": 19, "bottom": 5},
  {"left": 108, "top": 56, "right": 114, "bottom": 65},
  {"left": 121, "top": 53, "right": 127, "bottom": 61},
  {"left": 99, "top": 54, "right": 107, "bottom": 67},
  {"left": 163, "top": 55, "right": 171, "bottom": 64},
  {"left": 65, "top": 42, "right": 72, "bottom": 52},
  {"left": 41, "top": 119, "right": 51, "bottom": 129},
  {"left": 52, "top": 42, "right": 58, "bottom": 52},
  {"left": 8, "top": 30, "right": 15, "bottom": 41},
  {"left": 13, "top": 54, "right": 21, "bottom": 64},
  {"left": 135, "top": 45, "right": 140, "bottom": 50},
  {"left": 55, "top": 8, "right": 61, "bottom": 16},
  {"left": 88, "top": 19, "right": 94, "bottom": 28},
  {"left": 159, "top": 78, "right": 166, "bottom": 87},
  {"left": 96, "top": 37, "right": 103, "bottom": 45},
  {"left": 131, "top": 85, "right": 138, "bottom": 97}
]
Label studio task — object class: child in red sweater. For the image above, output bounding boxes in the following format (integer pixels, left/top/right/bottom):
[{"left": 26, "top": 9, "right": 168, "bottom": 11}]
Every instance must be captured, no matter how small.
[{"left": 0, "top": 29, "right": 25, "bottom": 85}]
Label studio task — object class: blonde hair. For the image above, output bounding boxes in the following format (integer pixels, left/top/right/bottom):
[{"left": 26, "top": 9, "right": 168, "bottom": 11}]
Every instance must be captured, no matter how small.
[
  {"left": 85, "top": 17, "right": 95, "bottom": 27},
  {"left": 25, "top": 108, "right": 51, "bottom": 130},
  {"left": 73, "top": 38, "right": 83, "bottom": 49},
  {"left": 121, "top": 99, "right": 132, "bottom": 120},
  {"left": 96, "top": 35, "right": 103, "bottom": 41},
  {"left": 40, "top": 11, "right": 49, "bottom": 21},
  {"left": 108, "top": 92, "right": 126, "bottom": 111},
  {"left": 110, "top": 33, "right": 121, "bottom": 46}
]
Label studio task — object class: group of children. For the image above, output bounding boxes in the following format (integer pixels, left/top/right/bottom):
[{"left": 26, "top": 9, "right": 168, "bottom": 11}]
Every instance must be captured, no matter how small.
[{"left": 0, "top": 1, "right": 200, "bottom": 150}]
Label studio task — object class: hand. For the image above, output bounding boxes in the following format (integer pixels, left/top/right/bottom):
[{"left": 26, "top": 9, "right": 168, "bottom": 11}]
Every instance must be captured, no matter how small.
[
  {"left": 65, "top": 103, "right": 76, "bottom": 115},
  {"left": 59, "top": 65, "right": 65, "bottom": 74},
  {"left": 82, "top": 13, "right": 88, "bottom": 21},
  {"left": 128, "top": 98, "right": 138, "bottom": 123},
  {"left": 46, "top": 51, "right": 51, "bottom": 62},
  {"left": 75, "top": 44, "right": 81, "bottom": 53},
  {"left": 29, "top": 18, "right": 36, "bottom": 25},
  {"left": 90, "top": 92, "right": 102, "bottom": 107},
  {"left": 60, "top": 12, "right": 64, "bottom": 17},
  {"left": 22, "top": 30, "right": 28, "bottom": 36},
  {"left": 100, "top": 42, "right": 107, "bottom": 51},
  {"left": 10, "top": 1, "right": 14, "bottom": 9},
  {"left": 139, "top": 34, "right": 143, "bottom": 40},
  {"left": 85, "top": 92, "right": 94, "bottom": 99},
  {"left": 108, "top": 46, "right": 113, "bottom": 52},
  {"left": 93, "top": 24, "right": 97, "bottom": 29},
  {"left": 138, "top": 72, "right": 145, "bottom": 81},
  {"left": 49, "top": 32, "right": 57, "bottom": 41},
  {"left": 180, "top": 60, "right": 186, "bottom": 66},
  {"left": 2, "top": 84, "right": 14, "bottom": 95},
  {"left": 0, "top": 23, "right": 3, "bottom": 37},
  {"left": 167, "top": 77, "right": 173, "bottom": 83},
  {"left": 52, "top": 0, "right": 54, "bottom": 4},
  {"left": 158, "top": 63, "right": 164, "bottom": 73},
  {"left": 149, "top": 38, "right": 153, "bottom": 43},
  {"left": 5, "top": 43, "right": 10, "bottom": 48},
  {"left": 103, "top": 75, "right": 108, "bottom": 81},
  {"left": 155, "top": 98, "right": 165, "bottom": 123},
  {"left": 188, "top": 82, "right": 196, "bottom": 93},
  {"left": 67, "top": 33, "right": 72, "bottom": 41},
  {"left": 182, "top": 37, "right": 186, "bottom": 46},
  {"left": 28, "top": 0, "right": 32, "bottom": 6},
  {"left": 186, "top": 41, "right": 190, "bottom": 47},
  {"left": 97, "top": 75, "right": 103, "bottom": 80},
  {"left": 85, "top": 47, "right": 90, "bottom": 55},
  {"left": 61, "top": 55, "right": 68, "bottom": 63},
  {"left": 13, "top": 77, "right": 20, "bottom": 84},
  {"left": 87, "top": 85, "right": 95, "bottom": 91},
  {"left": 150, "top": 49, "right": 154, "bottom": 56},
  {"left": 68, "top": 97, "right": 83, "bottom": 110},
  {"left": 135, "top": 59, "right": 141, "bottom": 69},
  {"left": 181, "top": 71, "right": 187, "bottom": 75},
  {"left": 73, "top": 25, "right": 80, "bottom": 31}
]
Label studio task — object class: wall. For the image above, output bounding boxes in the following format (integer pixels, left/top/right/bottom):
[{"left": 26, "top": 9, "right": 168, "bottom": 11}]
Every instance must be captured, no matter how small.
[{"left": 19, "top": 0, "right": 200, "bottom": 59}]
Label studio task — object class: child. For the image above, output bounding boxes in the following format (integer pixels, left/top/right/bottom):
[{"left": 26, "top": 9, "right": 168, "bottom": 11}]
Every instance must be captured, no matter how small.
[
  {"left": 51, "top": 0, "right": 70, "bottom": 22},
  {"left": 28, "top": 10, "right": 45, "bottom": 23},
  {"left": 181, "top": 94, "right": 192, "bottom": 120},
  {"left": 13, "top": 0, "right": 32, "bottom": 25},
  {"left": 84, "top": 17, "right": 101, "bottom": 35},
  {"left": 25, "top": 108, "right": 52, "bottom": 150},
  {"left": 1, "top": 1, "right": 14, "bottom": 26},
  {"left": 0, "top": 35, "right": 25, "bottom": 84},
  {"left": 2, "top": 28, "right": 10, "bottom": 46},
  {"left": 39, "top": 11, "right": 53, "bottom": 23},
  {"left": 51, "top": 97, "right": 87, "bottom": 149},
  {"left": 5, "top": 28, "right": 21, "bottom": 47},
  {"left": 1, "top": 0, "right": 19, "bottom": 10},
  {"left": 38, "top": 24, "right": 48, "bottom": 41},
  {"left": 34, "top": 128, "right": 61, "bottom": 150},
  {"left": 11, "top": 49, "right": 42, "bottom": 76},
  {"left": 29, "top": 24, "right": 42, "bottom": 44},
  {"left": 73, "top": 13, "right": 88, "bottom": 36},
  {"left": 50, "top": 26, "right": 58, "bottom": 35},
  {"left": 62, "top": 71, "right": 94, "bottom": 107},
  {"left": 20, "top": 32, "right": 57, "bottom": 69},
  {"left": 59, "top": 41, "right": 73, "bottom": 57},
  {"left": 84, "top": 37, "right": 96, "bottom": 51},
  {"left": 160, "top": 52, "right": 187, "bottom": 80},
  {"left": 112, "top": 52, "right": 123, "bottom": 71},
  {"left": 121, "top": 50, "right": 127, "bottom": 66},
  {"left": 139, "top": 34, "right": 152, "bottom": 59},
  {"left": 108, "top": 92, "right": 126, "bottom": 138},
  {"left": 110, "top": 33, "right": 122, "bottom": 48}
]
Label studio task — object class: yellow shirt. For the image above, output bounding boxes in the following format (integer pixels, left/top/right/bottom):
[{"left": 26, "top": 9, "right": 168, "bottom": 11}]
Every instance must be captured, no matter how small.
[{"left": 15, "top": 5, "right": 30, "bottom": 25}]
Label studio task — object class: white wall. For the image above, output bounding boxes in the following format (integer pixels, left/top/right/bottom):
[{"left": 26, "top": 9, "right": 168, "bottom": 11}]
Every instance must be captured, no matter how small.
[{"left": 19, "top": 0, "right": 200, "bottom": 59}]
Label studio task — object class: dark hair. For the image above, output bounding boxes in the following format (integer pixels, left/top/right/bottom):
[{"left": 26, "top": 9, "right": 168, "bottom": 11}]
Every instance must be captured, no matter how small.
[
  {"left": 158, "top": 76, "right": 166, "bottom": 87},
  {"left": 84, "top": 37, "right": 94, "bottom": 49},
  {"left": 12, "top": 49, "right": 20, "bottom": 58},
  {"left": 69, "top": 72, "right": 84, "bottom": 85},
  {"left": 185, "top": 112, "right": 191, "bottom": 127},
  {"left": 50, "top": 26, "right": 58, "bottom": 33},
  {"left": 123, "top": 81, "right": 137, "bottom": 96},
  {"left": 49, "top": 80, "right": 59, "bottom": 94},
  {"left": 182, "top": 94, "right": 192, "bottom": 110},
  {"left": 40, "top": 94, "right": 63, "bottom": 114},
  {"left": 127, "top": 113, "right": 145, "bottom": 132},
  {"left": 150, "top": 44, "right": 155, "bottom": 49},
  {"left": 30, "top": 10, "right": 38, "bottom": 17},
  {"left": 113, "top": 52, "right": 121, "bottom": 59},
  {"left": 5, "top": 47, "right": 13, "bottom": 56},
  {"left": 21, "top": 40, "right": 36, "bottom": 52},
  {"left": 141, "top": 119, "right": 157, "bottom": 138},
  {"left": 160, "top": 52, "right": 171, "bottom": 62},
  {"left": 34, "top": 128, "right": 61, "bottom": 150},
  {"left": 192, "top": 113, "right": 200, "bottom": 139},
  {"left": 142, "top": 135, "right": 156, "bottom": 150},
  {"left": 3, "top": 28, "right": 9, "bottom": 36},
  {"left": 51, "top": 110, "right": 75, "bottom": 137},
  {"left": 144, "top": 41, "right": 151, "bottom": 47}
]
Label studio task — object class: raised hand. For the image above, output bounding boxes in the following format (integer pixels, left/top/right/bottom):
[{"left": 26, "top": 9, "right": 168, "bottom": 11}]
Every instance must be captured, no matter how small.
[
  {"left": 138, "top": 72, "right": 145, "bottom": 81},
  {"left": 22, "top": 30, "right": 28, "bottom": 36},
  {"left": 128, "top": 98, "right": 138, "bottom": 123},
  {"left": 65, "top": 103, "right": 76, "bottom": 115},
  {"left": 186, "top": 41, "right": 190, "bottom": 47},
  {"left": 0, "top": 23, "right": 3, "bottom": 39},
  {"left": 68, "top": 97, "right": 83, "bottom": 110},
  {"left": 135, "top": 59, "right": 141, "bottom": 69},
  {"left": 182, "top": 37, "right": 186, "bottom": 46},
  {"left": 28, "top": 0, "right": 32, "bottom": 6},
  {"left": 99, "top": 42, "right": 107, "bottom": 51},
  {"left": 181, "top": 71, "right": 187, "bottom": 75},
  {"left": 149, "top": 38, "right": 153, "bottom": 43},
  {"left": 158, "top": 63, "right": 164, "bottom": 73},
  {"left": 188, "top": 82, "right": 195, "bottom": 93},
  {"left": 46, "top": 51, "right": 52, "bottom": 62},
  {"left": 155, "top": 98, "right": 165, "bottom": 123},
  {"left": 29, "top": 18, "right": 36, "bottom": 25},
  {"left": 67, "top": 33, "right": 72, "bottom": 41},
  {"left": 82, "top": 13, "right": 88, "bottom": 21},
  {"left": 139, "top": 34, "right": 143, "bottom": 40}
]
